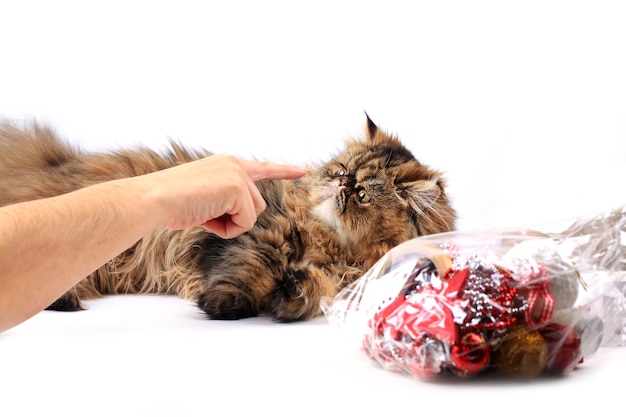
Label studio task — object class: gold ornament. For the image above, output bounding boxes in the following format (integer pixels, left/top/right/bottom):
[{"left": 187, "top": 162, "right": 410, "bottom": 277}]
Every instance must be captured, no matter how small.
[{"left": 492, "top": 327, "right": 548, "bottom": 378}]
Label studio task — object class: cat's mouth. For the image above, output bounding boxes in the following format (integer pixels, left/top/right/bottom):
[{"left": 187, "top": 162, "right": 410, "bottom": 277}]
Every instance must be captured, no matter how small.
[{"left": 309, "top": 183, "right": 351, "bottom": 243}]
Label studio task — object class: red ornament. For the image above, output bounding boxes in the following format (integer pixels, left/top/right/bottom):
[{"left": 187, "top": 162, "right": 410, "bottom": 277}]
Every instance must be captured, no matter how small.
[
  {"left": 360, "top": 248, "right": 561, "bottom": 379},
  {"left": 450, "top": 332, "right": 491, "bottom": 376},
  {"left": 539, "top": 323, "right": 582, "bottom": 374}
]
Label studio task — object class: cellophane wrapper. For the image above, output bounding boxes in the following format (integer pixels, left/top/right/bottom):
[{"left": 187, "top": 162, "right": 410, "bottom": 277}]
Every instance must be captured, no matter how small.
[{"left": 321, "top": 206, "right": 626, "bottom": 379}]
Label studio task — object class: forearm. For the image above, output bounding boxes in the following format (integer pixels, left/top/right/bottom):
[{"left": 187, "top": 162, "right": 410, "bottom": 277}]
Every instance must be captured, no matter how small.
[
  {"left": 0, "top": 178, "right": 158, "bottom": 333},
  {"left": 0, "top": 154, "right": 306, "bottom": 333}
]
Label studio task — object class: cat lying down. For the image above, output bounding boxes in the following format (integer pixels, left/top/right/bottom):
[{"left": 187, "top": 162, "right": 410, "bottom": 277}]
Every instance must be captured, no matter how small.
[{"left": 0, "top": 115, "right": 456, "bottom": 322}]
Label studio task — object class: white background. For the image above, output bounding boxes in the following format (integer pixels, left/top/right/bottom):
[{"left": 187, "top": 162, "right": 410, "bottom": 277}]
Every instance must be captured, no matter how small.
[
  {"left": 1, "top": 0, "right": 624, "bottom": 231},
  {"left": 1, "top": 2, "right": 626, "bottom": 416}
]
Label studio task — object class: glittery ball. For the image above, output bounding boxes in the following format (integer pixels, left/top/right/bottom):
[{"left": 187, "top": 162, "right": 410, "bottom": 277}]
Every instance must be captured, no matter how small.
[{"left": 492, "top": 328, "right": 548, "bottom": 378}]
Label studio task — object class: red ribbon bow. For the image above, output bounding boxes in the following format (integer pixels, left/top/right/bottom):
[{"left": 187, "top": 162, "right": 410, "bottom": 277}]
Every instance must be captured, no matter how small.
[
  {"left": 521, "top": 264, "right": 555, "bottom": 325},
  {"left": 371, "top": 268, "right": 469, "bottom": 346}
]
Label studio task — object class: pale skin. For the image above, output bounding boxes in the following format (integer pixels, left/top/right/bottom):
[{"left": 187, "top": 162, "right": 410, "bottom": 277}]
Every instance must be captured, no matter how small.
[{"left": 0, "top": 155, "right": 307, "bottom": 333}]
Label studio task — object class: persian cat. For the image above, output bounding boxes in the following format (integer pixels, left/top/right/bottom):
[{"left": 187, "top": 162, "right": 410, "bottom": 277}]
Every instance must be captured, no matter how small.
[{"left": 0, "top": 115, "right": 456, "bottom": 321}]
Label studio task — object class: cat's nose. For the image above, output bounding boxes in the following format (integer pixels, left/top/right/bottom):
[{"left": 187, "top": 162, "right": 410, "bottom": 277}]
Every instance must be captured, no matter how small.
[{"left": 338, "top": 175, "right": 355, "bottom": 188}]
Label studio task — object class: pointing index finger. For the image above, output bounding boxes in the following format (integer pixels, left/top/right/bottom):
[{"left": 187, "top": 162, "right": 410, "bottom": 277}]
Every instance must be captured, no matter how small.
[{"left": 239, "top": 159, "right": 308, "bottom": 181}]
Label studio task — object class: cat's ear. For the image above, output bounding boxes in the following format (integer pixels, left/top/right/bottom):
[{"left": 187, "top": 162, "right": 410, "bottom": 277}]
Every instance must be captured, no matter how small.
[
  {"left": 402, "top": 178, "right": 455, "bottom": 235},
  {"left": 401, "top": 179, "right": 443, "bottom": 215},
  {"left": 364, "top": 111, "right": 378, "bottom": 139}
]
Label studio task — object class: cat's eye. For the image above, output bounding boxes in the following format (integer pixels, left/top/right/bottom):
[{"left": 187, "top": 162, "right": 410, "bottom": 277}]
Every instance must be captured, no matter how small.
[
  {"left": 357, "top": 190, "right": 373, "bottom": 204},
  {"left": 335, "top": 167, "right": 347, "bottom": 177}
]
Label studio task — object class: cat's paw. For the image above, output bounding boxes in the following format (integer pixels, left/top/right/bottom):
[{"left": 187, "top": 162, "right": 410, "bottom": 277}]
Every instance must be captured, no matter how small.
[
  {"left": 197, "top": 287, "right": 258, "bottom": 320},
  {"left": 46, "top": 291, "right": 84, "bottom": 311},
  {"left": 269, "top": 268, "right": 318, "bottom": 322}
]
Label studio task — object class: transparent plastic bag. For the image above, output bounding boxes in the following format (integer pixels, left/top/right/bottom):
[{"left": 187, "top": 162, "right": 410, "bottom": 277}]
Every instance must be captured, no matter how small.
[{"left": 321, "top": 206, "right": 626, "bottom": 379}]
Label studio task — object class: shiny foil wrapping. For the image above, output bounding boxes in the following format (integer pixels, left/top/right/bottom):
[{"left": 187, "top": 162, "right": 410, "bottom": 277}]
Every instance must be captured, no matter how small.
[{"left": 322, "top": 206, "right": 625, "bottom": 380}]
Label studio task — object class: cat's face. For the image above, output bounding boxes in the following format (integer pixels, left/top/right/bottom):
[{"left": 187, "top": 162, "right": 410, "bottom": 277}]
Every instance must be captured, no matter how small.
[{"left": 310, "top": 116, "right": 455, "bottom": 252}]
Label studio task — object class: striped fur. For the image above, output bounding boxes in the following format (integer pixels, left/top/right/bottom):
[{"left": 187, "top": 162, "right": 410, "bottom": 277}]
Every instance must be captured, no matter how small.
[{"left": 0, "top": 117, "right": 456, "bottom": 321}]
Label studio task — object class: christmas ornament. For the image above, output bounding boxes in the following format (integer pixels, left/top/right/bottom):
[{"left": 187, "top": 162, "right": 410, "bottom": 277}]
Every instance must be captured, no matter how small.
[{"left": 322, "top": 206, "right": 626, "bottom": 380}]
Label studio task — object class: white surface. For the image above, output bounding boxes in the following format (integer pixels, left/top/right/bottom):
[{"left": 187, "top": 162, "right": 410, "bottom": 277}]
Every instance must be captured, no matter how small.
[
  {"left": 1, "top": 1, "right": 626, "bottom": 416},
  {"left": 2, "top": 294, "right": 625, "bottom": 417}
]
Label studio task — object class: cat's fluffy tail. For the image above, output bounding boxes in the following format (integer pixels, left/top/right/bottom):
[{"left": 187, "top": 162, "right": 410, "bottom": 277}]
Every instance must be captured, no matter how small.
[
  {"left": 0, "top": 121, "right": 79, "bottom": 174},
  {"left": 0, "top": 120, "right": 212, "bottom": 206},
  {"left": 0, "top": 121, "right": 82, "bottom": 205}
]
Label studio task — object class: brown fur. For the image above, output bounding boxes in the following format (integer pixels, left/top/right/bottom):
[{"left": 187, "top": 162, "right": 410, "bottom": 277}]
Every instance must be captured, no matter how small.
[{"left": 0, "top": 116, "right": 456, "bottom": 321}]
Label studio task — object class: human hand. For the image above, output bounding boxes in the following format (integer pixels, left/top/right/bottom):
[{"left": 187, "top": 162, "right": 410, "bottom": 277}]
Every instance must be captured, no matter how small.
[{"left": 144, "top": 155, "right": 307, "bottom": 238}]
